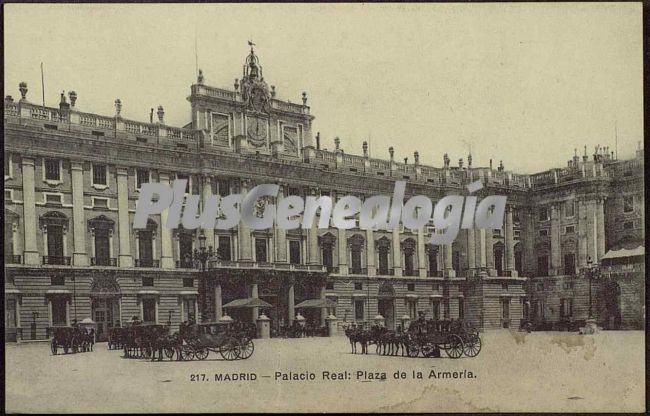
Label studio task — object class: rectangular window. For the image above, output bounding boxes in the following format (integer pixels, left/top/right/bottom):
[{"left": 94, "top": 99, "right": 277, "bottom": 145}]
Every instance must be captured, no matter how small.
[
  {"left": 45, "top": 194, "right": 63, "bottom": 205},
  {"left": 51, "top": 275, "right": 65, "bottom": 286},
  {"left": 93, "top": 197, "right": 109, "bottom": 209},
  {"left": 4, "top": 189, "right": 12, "bottom": 201},
  {"left": 407, "top": 283, "right": 415, "bottom": 292},
  {"left": 51, "top": 297, "right": 67, "bottom": 326},
  {"left": 255, "top": 238, "right": 268, "bottom": 263},
  {"left": 537, "top": 256, "right": 549, "bottom": 276},
  {"left": 560, "top": 298, "right": 574, "bottom": 318},
  {"left": 142, "top": 276, "right": 154, "bottom": 287},
  {"left": 142, "top": 298, "right": 156, "bottom": 323},
  {"left": 565, "top": 226, "right": 575, "bottom": 234},
  {"left": 443, "top": 299, "right": 450, "bottom": 319},
  {"left": 289, "top": 240, "right": 301, "bottom": 264},
  {"left": 431, "top": 300, "right": 440, "bottom": 320},
  {"left": 44, "top": 159, "right": 61, "bottom": 181},
  {"left": 217, "top": 235, "right": 232, "bottom": 260},
  {"left": 623, "top": 196, "right": 634, "bottom": 213},
  {"left": 538, "top": 207, "right": 548, "bottom": 221},
  {"left": 408, "top": 300, "right": 417, "bottom": 320},
  {"left": 564, "top": 201, "right": 575, "bottom": 217},
  {"left": 4, "top": 153, "right": 11, "bottom": 178},
  {"left": 501, "top": 298, "right": 510, "bottom": 320},
  {"left": 458, "top": 297, "right": 464, "bottom": 320},
  {"left": 354, "top": 282, "right": 363, "bottom": 291},
  {"left": 432, "top": 284, "right": 440, "bottom": 292},
  {"left": 183, "top": 278, "right": 194, "bottom": 288},
  {"left": 539, "top": 229, "right": 548, "bottom": 237},
  {"left": 92, "top": 164, "right": 107, "bottom": 186},
  {"left": 136, "top": 169, "right": 150, "bottom": 190},
  {"left": 501, "top": 283, "right": 509, "bottom": 290},
  {"left": 354, "top": 300, "right": 364, "bottom": 321},
  {"left": 183, "top": 298, "right": 196, "bottom": 322},
  {"left": 564, "top": 253, "right": 576, "bottom": 275},
  {"left": 216, "top": 179, "right": 230, "bottom": 197}
]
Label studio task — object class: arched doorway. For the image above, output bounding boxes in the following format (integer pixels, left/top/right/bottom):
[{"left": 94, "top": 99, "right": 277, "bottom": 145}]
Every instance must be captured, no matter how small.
[
  {"left": 90, "top": 274, "right": 121, "bottom": 341},
  {"left": 377, "top": 281, "right": 396, "bottom": 329},
  {"left": 597, "top": 281, "right": 621, "bottom": 330},
  {"left": 493, "top": 241, "right": 505, "bottom": 276}
]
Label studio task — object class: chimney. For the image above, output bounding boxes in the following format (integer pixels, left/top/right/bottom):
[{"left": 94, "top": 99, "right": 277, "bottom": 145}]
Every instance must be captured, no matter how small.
[{"left": 316, "top": 132, "right": 321, "bottom": 150}]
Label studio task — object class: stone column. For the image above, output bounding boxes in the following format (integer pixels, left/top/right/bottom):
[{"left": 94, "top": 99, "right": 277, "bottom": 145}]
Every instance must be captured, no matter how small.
[
  {"left": 596, "top": 198, "right": 605, "bottom": 261},
  {"left": 366, "top": 228, "right": 376, "bottom": 276},
  {"left": 70, "top": 161, "right": 88, "bottom": 266},
  {"left": 505, "top": 206, "right": 517, "bottom": 276},
  {"left": 21, "top": 158, "right": 40, "bottom": 265},
  {"left": 116, "top": 167, "right": 133, "bottom": 267},
  {"left": 275, "top": 185, "right": 288, "bottom": 263},
  {"left": 251, "top": 283, "right": 259, "bottom": 321},
  {"left": 444, "top": 243, "right": 455, "bottom": 277},
  {"left": 467, "top": 228, "right": 476, "bottom": 276},
  {"left": 417, "top": 226, "right": 427, "bottom": 277},
  {"left": 287, "top": 284, "right": 295, "bottom": 325},
  {"left": 550, "top": 204, "right": 561, "bottom": 275},
  {"left": 214, "top": 284, "right": 222, "bottom": 320},
  {"left": 484, "top": 226, "right": 494, "bottom": 275},
  {"left": 159, "top": 173, "right": 174, "bottom": 269},
  {"left": 320, "top": 286, "right": 327, "bottom": 327},
  {"left": 392, "top": 227, "right": 402, "bottom": 276},
  {"left": 238, "top": 180, "right": 253, "bottom": 261},
  {"left": 307, "top": 211, "right": 319, "bottom": 265},
  {"left": 337, "top": 227, "right": 348, "bottom": 275},
  {"left": 577, "top": 199, "right": 588, "bottom": 268},
  {"left": 202, "top": 176, "right": 214, "bottom": 250}
]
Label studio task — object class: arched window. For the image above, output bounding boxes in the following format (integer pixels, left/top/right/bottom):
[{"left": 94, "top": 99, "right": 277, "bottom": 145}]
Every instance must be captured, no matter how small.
[
  {"left": 176, "top": 226, "right": 195, "bottom": 268},
  {"left": 319, "top": 233, "right": 336, "bottom": 272},
  {"left": 348, "top": 234, "right": 365, "bottom": 275},
  {"left": 136, "top": 219, "right": 157, "bottom": 267},
  {"left": 40, "top": 211, "right": 69, "bottom": 265},
  {"left": 402, "top": 238, "right": 416, "bottom": 276},
  {"left": 493, "top": 241, "right": 505, "bottom": 276},
  {"left": 426, "top": 244, "right": 439, "bottom": 277},
  {"left": 376, "top": 236, "right": 390, "bottom": 275},
  {"left": 88, "top": 215, "right": 115, "bottom": 266}
]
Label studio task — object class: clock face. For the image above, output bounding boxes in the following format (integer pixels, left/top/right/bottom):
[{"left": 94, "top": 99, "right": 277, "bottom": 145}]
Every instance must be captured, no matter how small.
[{"left": 247, "top": 116, "right": 267, "bottom": 146}]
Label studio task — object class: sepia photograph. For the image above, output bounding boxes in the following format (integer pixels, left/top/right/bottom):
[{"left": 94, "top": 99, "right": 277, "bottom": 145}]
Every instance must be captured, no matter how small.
[{"left": 3, "top": 2, "right": 645, "bottom": 413}]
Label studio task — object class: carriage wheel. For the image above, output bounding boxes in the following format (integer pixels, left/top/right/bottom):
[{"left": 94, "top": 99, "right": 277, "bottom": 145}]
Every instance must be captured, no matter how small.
[
  {"left": 142, "top": 347, "right": 152, "bottom": 359},
  {"left": 164, "top": 347, "right": 176, "bottom": 360},
  {"left": 407, "top": 343, "right": 420, "bottom": 358},
  {"left": 445, "top": 334, "right": 464, "bottom": 359},
  {"left": 194, "top": 348, "right": 209, "bottom": 361},
  {"left": 220, "top": 338, "right": 240, "bottom": 361},
  {"left": 51, "top": 341, "right": 58, "bottom": 355},
  {"left": 421, "top": 342, "right": 436, "bottom": 358},
  {"left": 238, "top": 339, "right": 254, "bottom": 360},
  {"left": 179, "top": 348, "right": 194, "bottom": 361},
  {"left": 462, "top": 335, "right": 482, "bottom": 357}
]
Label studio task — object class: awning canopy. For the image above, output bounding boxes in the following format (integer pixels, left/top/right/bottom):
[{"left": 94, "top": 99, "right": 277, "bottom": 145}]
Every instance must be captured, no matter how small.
[
  {"left": 601, "top": 246, "right": 645, "bottom": 260},
  {"left": 223, "top": 297, "right": 273, "bottom": 309},
  {"left": 294, "top": 298, "right": 338, "bottom": 309}
]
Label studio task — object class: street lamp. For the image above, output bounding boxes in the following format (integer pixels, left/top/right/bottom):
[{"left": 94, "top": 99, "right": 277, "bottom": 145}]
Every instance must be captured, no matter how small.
[
  {"left": 31, "top": 311, "right": 39, "bottom": 340},
  {"left": 583, "top": 256, "right": 601, "bottom": 320}
]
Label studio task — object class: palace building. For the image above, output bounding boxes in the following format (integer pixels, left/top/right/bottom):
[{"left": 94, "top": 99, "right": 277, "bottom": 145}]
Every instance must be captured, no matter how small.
[{"left": 4, "top": 45, "right": 645, "bottom": 342}]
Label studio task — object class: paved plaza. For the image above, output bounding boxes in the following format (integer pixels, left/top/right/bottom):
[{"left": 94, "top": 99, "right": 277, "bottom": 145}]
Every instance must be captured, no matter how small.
[{"left": 5, "top": 330, "right": 645, "bottom": 413}]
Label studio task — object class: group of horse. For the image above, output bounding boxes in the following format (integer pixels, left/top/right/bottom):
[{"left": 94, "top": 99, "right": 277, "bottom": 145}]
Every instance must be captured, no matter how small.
[{"left": 344, "top": 324, "right": 412, "bottom": 356}]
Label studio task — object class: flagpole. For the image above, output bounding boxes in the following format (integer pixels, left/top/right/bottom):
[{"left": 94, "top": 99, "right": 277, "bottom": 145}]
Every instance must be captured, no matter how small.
[{"left": 40, "top": 62, "right": 45, "bottom": 107}]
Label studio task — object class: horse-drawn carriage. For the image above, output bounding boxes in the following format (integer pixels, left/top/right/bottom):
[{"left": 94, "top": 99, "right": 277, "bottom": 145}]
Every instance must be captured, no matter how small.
[
  {"left": 122, "top": 324, "right": 175, "bottom": 359},
  {"left": 108, "top": 327, "right": 128, "bottom": 350},
  {"left": 176, "top": 321, "right": 254, "bottom": 361},
  {"left": 50, "top": 326, "right": 94, "bottom": 354},
  {"left": 406, "top": 319, "right": 482, "bottom": 358}
]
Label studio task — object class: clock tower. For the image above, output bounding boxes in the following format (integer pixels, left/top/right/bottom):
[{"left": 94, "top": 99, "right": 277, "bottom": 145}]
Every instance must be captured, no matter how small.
[{"left": 188, "top": 42, "right": 315, "bottom": 157}]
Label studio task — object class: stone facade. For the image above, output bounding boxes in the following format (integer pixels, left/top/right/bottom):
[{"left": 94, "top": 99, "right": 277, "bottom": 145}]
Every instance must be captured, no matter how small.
[{"left": 4, "top": 46, "right": 645, "bottom": 341}]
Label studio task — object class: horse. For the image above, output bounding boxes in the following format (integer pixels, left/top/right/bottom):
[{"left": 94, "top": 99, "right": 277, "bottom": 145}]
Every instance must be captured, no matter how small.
[{"left": 344, "top": 325, "right": 370, "bottom": 354}]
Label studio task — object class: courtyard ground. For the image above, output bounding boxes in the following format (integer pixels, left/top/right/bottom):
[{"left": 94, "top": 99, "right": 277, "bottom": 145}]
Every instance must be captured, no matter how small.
[{"left": 5, "top": 329, "right": 645, "bottom": 413}]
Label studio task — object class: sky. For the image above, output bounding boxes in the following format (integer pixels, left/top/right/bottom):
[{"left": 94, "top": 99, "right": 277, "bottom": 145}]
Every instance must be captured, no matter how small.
[{"left": 4, "top": 3, "right": 643, "bottom": 173}]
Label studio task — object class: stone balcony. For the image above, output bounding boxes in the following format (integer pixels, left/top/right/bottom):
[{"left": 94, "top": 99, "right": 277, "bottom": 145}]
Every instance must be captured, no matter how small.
[{"left": 207, "top": 259, "right": 326, "bottom": 273}]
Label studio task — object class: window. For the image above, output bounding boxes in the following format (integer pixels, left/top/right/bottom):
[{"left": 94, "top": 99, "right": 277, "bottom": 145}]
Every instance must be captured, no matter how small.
[
  {"left": 563, "top": 282, "right": 574, "bottom": 290},
  {"left": 138, "top": 226, "right": 154, "bottom": 267},
  {"left": 216, "top": 179, "right": 230, "bottom": 197},
  {"left": 563, "top": 253, "right": 576, "bottom": 275},
  {"left": 427, "top": 248, "right": 438, "bottom": 275},
  {"left": 623, "top": 196, "right": 634, "bottom": 213},
  {"left": 623, "top": 221, "right": 634, "bottom": 230},
  {"left": 407, "top": 283, "right": 415, "bottom": 292},
  {"left": 93, "top": 228, "right": 111, "bottom": 265},
  {"left": 458, "top": 297, "right": 464, "bottom": 320},
  {"left": 46, "top": 224, "right": 64, "bottom": 263},
  {"left": 183, "top": 278, "right": 194, "bottom": 288},
  {"left": 289, "top": 240, "right": 301, "bottom": 264},
  {"left": 536, "top": 282, "right": 544, "bottom": 291},
  {"left": 136, "top": 169, "right": 150, "bottom": 190},
  {"left": 538, "top": 207, "right": 549, "bottom": 221},
  {"left": 45, "top": 194, "right": 63, "bottom": 205},
  {"left": 142, "top": 298, "right": 156, "bottom": 323},
  {"left": 183, "top": 297, "right": 196, "bottom": 322},
  {"left": 4, "top": 189, "right": 12, "bottom": 201},
  {"left": 51, "top": 297, "right": 67, "bottom": 326},
  {"left": 539, "top": 229, "right": 548, "bottom": 237},
  {"left": 92, "top": 197, "right": 109, "bottom": 209},
  {"left": 404, "top": 249, "right": 415, "bottom": 276},
  {"left": 354, "top": 300, "right": 365, "bottom": 321},
  {"left": 408, "top": 300, "right": 417, "bottom": 319},
  {"left": 432, "top": 284, "right": 440, "bottom": 292},
  {"left": 322, "top": 243, "right": 334, "bottom": 270},
  {"left": 354, "top": 282, "right": 363, "bottom": 291},
  {"left": 350, "top": 239, "right": 363, "bottom": 274},
  {"left": 452, "top": 251, "right": 460, "bottom": 272},
  {"left": 4, "top": 153, "right": 11, "bottom": 178},
  {"left": 537, "top": 255, "right": 549, "bottom": 276},
  {"left": 255, "top": 238, "right": 268, "bottom": 263},
  {"left": 565, "top": 226, "right": 575, "bottom": 234},
  {"left": 501, "top": 283, "right": 509, "bottom": 291},
  {"left": 431, "top": 300, "right": 440, "bottom": 320},
  {"left": 560, "top": 298, "right": 573, "bottom": 319},
  {"left": 326, "top": 282, "right": 334, "bottom": 290},
  {"left": 217, "top": 235, "right": 232, "bottom": 260},
  {"left": 177, "top": 173, "right": 191, "bottom": 194},
  {"left": 142, "top": 276, "right": 154, "bottom": 287},
  {"left": 44, "top": 158, "right": 61, "bottom": 182},
  {"left": 378, "top": 246, "right": 389, "bottom": 275},
  {"left": 92, "top": 164, "right": 107, "bottom": 186},
  {"left": 564, "top": 201, "right": 575, "bottom": 217},
  {"left": 178, "top": 229, "right": 194, "bottom": 267},
  {"left": 51, "top": 276, "right": 65, "bottom": 286}
]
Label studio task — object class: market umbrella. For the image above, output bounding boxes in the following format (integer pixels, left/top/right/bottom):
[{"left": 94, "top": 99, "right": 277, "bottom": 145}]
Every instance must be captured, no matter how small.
[
  {"left": 294, "top": 298, "right": 337, "bottom": 309},
  {"left": 223, "top": 297, "right": 273, "bottom": 309}
]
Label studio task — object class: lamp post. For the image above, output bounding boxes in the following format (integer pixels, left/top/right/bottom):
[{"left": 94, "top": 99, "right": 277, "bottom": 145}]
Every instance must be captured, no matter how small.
[
  {"left": 196, "top": 230, "right": 212, "bottom": 271},
  {"left": 582, "top": 256, "right": 601, "bottom": 328},
  {"left": 31, "top": 311, "right": 39, "bottom": 340}
]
